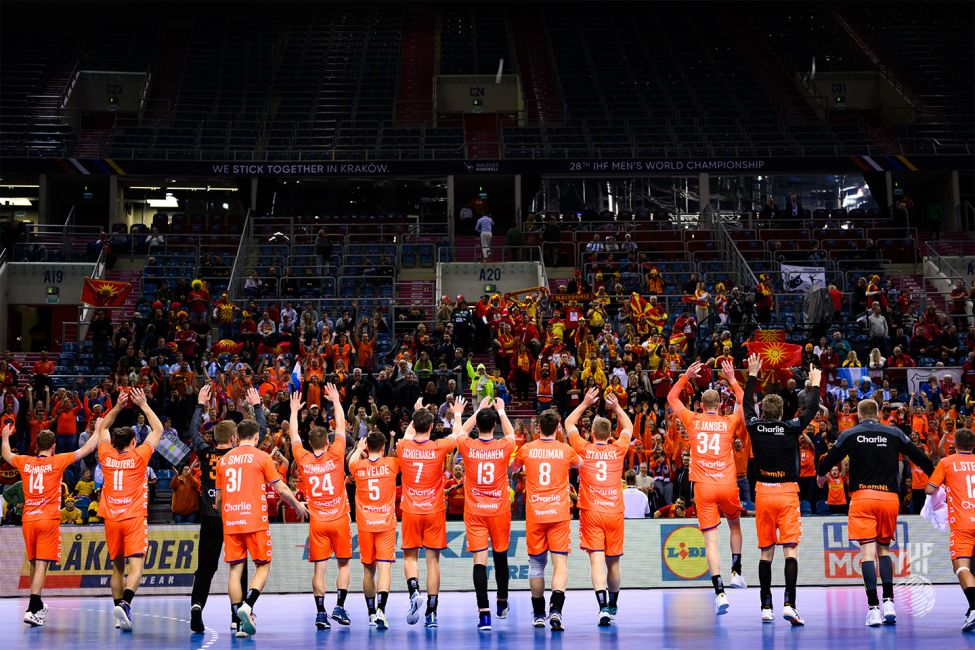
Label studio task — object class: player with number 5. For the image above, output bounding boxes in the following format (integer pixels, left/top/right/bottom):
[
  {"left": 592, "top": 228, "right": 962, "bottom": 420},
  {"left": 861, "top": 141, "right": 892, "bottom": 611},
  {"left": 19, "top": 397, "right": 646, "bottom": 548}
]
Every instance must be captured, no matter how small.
[
  {"left": 289, "top": 385, "right": 355, "bottom": 629},
  {"left": 453, "top": 395, "right": 517, "bottom": 630},
  {"left": 667, "top": 359, "right": 748, "bottom": 616}
]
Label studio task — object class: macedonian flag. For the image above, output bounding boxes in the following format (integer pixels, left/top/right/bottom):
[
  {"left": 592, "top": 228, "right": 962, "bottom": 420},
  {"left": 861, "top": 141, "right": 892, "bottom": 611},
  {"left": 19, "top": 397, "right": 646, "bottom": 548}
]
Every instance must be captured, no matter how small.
[
  {"left": 745, "top": 341, "right": 802, "bottom": 368},
  {"left": 646, "top": 304, "right": 667, "bottom": 332},
  {"left": 81, "top": 277, "right": 132, "bottom": 307},
  {"left": 211, "top": 339, "right": 245, "bottom": 355},
  {"left": 753, "top": 329, "right": 786, "bottom": 343},
  {"left": 735, "top": 368, "right": 793, "bottom": 391},
  {"left": 629, "top": 292, "right": 650, "bottom": 319}
]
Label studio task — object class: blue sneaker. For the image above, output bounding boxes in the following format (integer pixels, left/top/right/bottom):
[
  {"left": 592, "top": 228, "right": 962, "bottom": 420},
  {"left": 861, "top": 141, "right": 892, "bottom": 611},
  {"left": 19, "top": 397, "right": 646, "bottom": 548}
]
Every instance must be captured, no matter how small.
[
  {"left": 496, "top": 600, "right": 509, "bottom": 619},
  {"left": 316, "top": 612, "right": 331, "bottom": 630},
  {"left": 598, "top": 607, "right": 612, "bottom": 627},
  {"left": 550, "top": 610, "right": 564, "bottom": 631},
  {"left": 425, "top": 612, "right": 438, "bottom": 628},
  {"left": 375, "top": 610, "right": 388, "bottom": 630},
  {"left": 478, "top": 612, "right": 492, "bottom": 630},
  {"left": 237, "top": 603, "right": 257, "bottom": 636},
  {"left": 114, "top": 602, "right": 133, "bottom": 632},
  {"left": 331, "top": 606, "right": 351, "bottom": 626},
  {"left": 607, "top": 605, "right": 618, "bottom": 620},
  {"left": 407, "top": 591, "right": 423, "bottom": 625}
]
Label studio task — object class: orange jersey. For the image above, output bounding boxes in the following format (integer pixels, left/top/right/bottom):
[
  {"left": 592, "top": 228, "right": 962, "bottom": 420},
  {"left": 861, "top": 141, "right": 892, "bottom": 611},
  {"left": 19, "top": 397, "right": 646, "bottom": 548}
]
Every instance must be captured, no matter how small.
[
  {"left": 827, "top": 475, "right": 847, "bottom": 505},
  {"left": 292, "top": 437, "right": 349, "bottom": 522},
  {"left": 837, "top": 413, "right": 857, "bottom": 432},
  {"left": 349, "top": 456, "right": 400, "bottom": 531},
  {"left": 97, "top": 441, "right": 154, "bottom": 521},
  {"left": 677, "top": 408, "right": 743, "bottom": 485},
  {"left": 928, "top": 452, "right": 975, "bottom": 531},
  {"left": 11, "top": 453, "right": 77, "bottom": 521},
  {"left": 457, "top": 436, "right": 517, "bottom": 517},
  {"left": 569, "top": 431, "right": 629, "bottom": 513},
  {"left": 910, "top": 461, "right": 930, "bottom": 487},
  {"left": 217, "top": 445, "right": 281, "bottom": 534},
  {"left": 397, "top": 437, "right": 456, "bottom": 514},
  {"left": 799, "top": 445, "right": 816, "bottom": 477},
  {"left": 514, "top": 438, "right": 581, "bottom": 523}
]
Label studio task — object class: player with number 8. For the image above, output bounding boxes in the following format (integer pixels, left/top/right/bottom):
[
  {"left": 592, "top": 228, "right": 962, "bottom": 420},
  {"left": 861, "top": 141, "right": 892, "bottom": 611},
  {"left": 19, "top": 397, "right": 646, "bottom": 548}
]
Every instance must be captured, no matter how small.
[{"left": 289, "top": 385, "right": 355, "bottom": 629}]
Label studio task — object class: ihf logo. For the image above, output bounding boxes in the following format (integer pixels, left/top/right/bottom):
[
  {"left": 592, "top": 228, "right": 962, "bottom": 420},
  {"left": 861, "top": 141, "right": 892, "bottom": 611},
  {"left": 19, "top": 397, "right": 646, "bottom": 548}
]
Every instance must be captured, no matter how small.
[{"left": 895, "top": 541, "right": 937, "bottom": 618}]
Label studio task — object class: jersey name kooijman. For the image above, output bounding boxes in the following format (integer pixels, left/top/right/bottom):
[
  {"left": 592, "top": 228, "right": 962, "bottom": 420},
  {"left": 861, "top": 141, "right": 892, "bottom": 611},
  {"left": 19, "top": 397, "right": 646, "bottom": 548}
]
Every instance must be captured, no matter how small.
[{"left": 857, "top": 435, "right": 888, "bottom": 445}]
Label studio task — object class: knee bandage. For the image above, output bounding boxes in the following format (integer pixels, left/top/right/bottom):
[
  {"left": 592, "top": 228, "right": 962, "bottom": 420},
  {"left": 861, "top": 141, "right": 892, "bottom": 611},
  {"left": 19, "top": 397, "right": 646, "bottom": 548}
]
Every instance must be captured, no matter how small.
[
  {"left": 528, "top": 553, "right": 548, "bottom": 579},
  {"left": 956, "top": 566, "right": 972, "bottom": 576}
]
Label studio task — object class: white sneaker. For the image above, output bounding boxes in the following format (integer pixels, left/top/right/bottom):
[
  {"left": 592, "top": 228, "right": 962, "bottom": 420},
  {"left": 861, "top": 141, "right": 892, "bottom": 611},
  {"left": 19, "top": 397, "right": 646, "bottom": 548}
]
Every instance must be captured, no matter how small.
[
  {"left": 36, "top": 604, "right": 49, "bottom": 621},
  {"left": 730, "top": 572, "right": 747, "bottom": 589},
  {"left": 761, "top": 608, "right": 774, "bottom": 623},
  {"left": 882, "top": 599, "right": 896, "bottom": 625},
  {"left": 23, "top": 611, "right": 43, "bottom": 627},
  {"left": 714, "top": 593, "right": 729, "bottom": 615},
  {"left": 782, "top": 605, "right": 804, "bottom": 626},
  {"left": 375, "top": 610, "right": 388, "bottom": 630},
  {"left": 406, "top": 591, "right": 423, "bottom": 625},
  {"left": 865, "top": 607, "right": 883, "bottom": 627},
  {"left": 237, "top": 603, "right": 257, "bottom": 636},
  {"left": 369, "top": 613, "right": 378, "bottom": 627},
  {"left": 962, "top": 609, "right": 975, "bottom": 632}
]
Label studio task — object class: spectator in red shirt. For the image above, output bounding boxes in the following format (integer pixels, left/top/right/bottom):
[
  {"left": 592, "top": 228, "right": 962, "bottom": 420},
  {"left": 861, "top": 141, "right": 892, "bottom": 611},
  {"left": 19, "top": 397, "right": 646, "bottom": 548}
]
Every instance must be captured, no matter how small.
[
  {"left": 653, "top": 496, "right": 696, "bottom": 518},
  {"left": 53, "top": 395, "right": 81, "bottom": 454},
  {"left": 188, "top": 279, "right": 210, "bottom": 324},
  {"left": 444, "top": 463, "right": 465, "bottom": 521},
  {"left": 828, "top": 284, "right": 843, "bottom": 318},
  {"left": 887, "top": 346, "right": 915, "bottom": 388},
  {"left": 31, "top": 350, "right": 54, "bottom": 394}
]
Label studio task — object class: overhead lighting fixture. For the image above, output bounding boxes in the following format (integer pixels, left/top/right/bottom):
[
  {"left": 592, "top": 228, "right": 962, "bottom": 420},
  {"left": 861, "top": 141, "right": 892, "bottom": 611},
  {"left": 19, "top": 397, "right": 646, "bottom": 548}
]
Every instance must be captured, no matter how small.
[
  {"left": 222, "top": 203, "right": 229, "bottom": 209},
  {"left": 146, "top": 198, "right": 179, "bottom": 208},
  {"left": 0, "top": 198, "right": 34, "bottom": 206},
  {"left": 0, "top": 184, "right": 40, "bottom": 188}
]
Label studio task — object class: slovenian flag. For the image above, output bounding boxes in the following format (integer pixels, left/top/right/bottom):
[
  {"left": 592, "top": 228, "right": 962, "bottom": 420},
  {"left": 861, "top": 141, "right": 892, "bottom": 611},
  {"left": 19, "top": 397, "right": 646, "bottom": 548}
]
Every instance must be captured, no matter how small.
[
  {"left": 836, "top": 367, "right": 869, "bottom": 387},
  {"left": 291, "top": 360, "right": 302, "bottom": 393}
]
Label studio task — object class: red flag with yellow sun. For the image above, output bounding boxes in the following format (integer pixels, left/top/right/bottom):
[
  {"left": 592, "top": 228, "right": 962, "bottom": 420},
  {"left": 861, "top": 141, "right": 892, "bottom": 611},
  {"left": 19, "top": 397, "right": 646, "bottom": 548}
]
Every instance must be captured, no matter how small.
[
  {"left": 753, "top": 329, "right": 787, "bottom": 343},
  {"left": 81, "top": 278, "right": 132, "bottom": 308},
  {"left": 745, "top": 341, "right": 802, "bottom": 368}
]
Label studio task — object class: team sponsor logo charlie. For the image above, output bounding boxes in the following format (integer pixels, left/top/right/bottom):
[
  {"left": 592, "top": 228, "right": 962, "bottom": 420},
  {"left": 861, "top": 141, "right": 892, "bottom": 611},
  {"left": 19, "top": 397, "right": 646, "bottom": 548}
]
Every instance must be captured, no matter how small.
[
  {"left": 660, "top": 524, "right": 709, "bottom": 581},
  {"left": 823, "top": 521, "right": 912, "bottom": 578},
  {"left": 18, "top": 529, "right": 198, "bottom": 589}
]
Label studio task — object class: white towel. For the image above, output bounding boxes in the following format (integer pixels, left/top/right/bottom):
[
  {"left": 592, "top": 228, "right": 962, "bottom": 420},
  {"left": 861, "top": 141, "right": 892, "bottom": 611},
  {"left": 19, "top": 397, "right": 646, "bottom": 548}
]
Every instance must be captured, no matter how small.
[{"left": 920, "top": 487, "right": 948, "bottom": 532}]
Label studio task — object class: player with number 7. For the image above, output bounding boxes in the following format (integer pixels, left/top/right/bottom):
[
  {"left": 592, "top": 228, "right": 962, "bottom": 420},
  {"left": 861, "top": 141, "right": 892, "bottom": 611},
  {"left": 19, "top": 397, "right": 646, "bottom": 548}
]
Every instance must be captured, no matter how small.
[{"left": 288, "top": 384, "right": 354, "bottom": 630}]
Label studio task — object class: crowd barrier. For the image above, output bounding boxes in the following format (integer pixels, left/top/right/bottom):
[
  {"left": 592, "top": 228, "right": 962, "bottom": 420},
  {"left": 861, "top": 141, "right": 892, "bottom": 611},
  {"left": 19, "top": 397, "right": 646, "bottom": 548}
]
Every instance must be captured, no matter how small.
[{"left": 0, "top": 517, "right": 953, "bottom": 597}]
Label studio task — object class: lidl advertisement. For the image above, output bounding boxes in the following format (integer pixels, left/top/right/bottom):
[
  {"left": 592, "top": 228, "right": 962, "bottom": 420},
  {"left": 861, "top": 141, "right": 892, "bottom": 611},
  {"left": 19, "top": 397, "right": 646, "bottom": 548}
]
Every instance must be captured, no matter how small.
[{"left": 0, "top": 517, "right": 955, "bottom": 596}]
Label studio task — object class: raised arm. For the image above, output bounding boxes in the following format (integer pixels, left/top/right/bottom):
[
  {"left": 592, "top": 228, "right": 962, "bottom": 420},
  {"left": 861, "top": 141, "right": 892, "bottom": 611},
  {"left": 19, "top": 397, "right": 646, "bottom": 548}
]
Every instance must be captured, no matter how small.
[
  {"left": 289, "top": 390, "right": 304, "bottom": 448},
  {"left": 720, "top": 359, "right": 744, "bottom": 408},
  {"left": 495, "top": 397, "right": 515, "bottom": 440},
  {"left": 566, "top": 387, "right": 600, "bottom": 435},
  {"left": 325, "top": 383, "right": 345, "bottom": 440},
  {"left": 97, "top": 393, "right": 128, "bottom": 443},
  {"left": 667, "top": 362, "right": 701, "bottom": 414},
  {"left": 606, "top": 392, "right": 633, "bottom": 438},
  {"left": 247, "top": 387, "right": 267, "bottom": 445},
  {"left": 189, "top": 383, "right": 211, "bottom": 453},
  {"left": 130, "top": 388, "right": 164, "bottom": 448},
  {"left": 1, "top": 425, "right": 14, "bottom": 464},
  {"left": 449, "top": 396, "right": 476, "bottom": 440},
  {"left": 796, "top": 368, "right": 822, "bottom": 430}
]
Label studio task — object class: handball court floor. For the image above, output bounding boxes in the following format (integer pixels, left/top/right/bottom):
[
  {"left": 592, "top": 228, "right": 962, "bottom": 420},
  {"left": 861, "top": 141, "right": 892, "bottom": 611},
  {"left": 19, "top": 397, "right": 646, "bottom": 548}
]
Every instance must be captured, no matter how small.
[{"left": 4, "top": 587, "right": 974, "bottom": 650}]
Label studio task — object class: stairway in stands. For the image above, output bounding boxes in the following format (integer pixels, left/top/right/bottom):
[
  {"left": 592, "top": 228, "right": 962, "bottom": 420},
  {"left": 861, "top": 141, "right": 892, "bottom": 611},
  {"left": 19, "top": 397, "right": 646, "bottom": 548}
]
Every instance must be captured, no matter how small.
[
  {"left": 142, "top": 32, "right": 190, "bottom": 123},
  {"left": 917, "top": 231, "right": 975, "bottom": 257},
  {"left": 72, "top": 128, "right": 112, "bottom": 158},
  {"left": 107, "top": 268, "right": 144, "bottom": 322},
  {"left": 396, "top": 278, "right": 435, "bottom": 307},
  {"left": 453, "top": 235, "right": 480, "bottom": 263},
  {"left": 464, "top": 126, "right": 500, "bottom": 159},
  {"left": 903, "top": 274, "right": 948, "bottom": 313},
  {"left": 31, "top": 37, "right": 89, "bottom": 123},
  {"left": 509, "top": 8, "right": 563, "bottom": 124},
  {"left": 468, "top": 350, "right": 537, "bottom": 425},
  {"left": 395, "top": 11, "right": 435, "bottom": 124}
]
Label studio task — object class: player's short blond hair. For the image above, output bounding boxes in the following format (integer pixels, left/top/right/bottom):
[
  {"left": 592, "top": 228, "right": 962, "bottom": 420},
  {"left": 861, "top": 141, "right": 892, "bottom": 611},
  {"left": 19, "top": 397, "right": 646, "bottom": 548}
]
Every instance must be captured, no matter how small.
[
  {"left": 761, "top": 394, "right": 783, "bottom": 420},
  {"left": 702, "top": 389, "right": 720, "bottom": 410},
  {"left": 592, "top": 416, "right": 612, "bottom": 440},
  {"left": 213, "top": 420, "right": 237, "bottom": 444},
  {"left": 36, "top": 429, "right": 55, "bottom": 452},
  {"left": 857, "top": 399, "right": 879, "bottom": 421}
]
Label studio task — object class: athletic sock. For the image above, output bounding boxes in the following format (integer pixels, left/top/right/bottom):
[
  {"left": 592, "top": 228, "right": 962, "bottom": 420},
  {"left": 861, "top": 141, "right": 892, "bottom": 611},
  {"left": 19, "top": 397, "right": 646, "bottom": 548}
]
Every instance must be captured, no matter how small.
[
  {"left": 114, "top": 598, "right": 122, "bottom": 607},
  {"left": 964, "top": 586, "right": 975, "bottom": 613},
  {"left": 245, "top": 588, "right": 261, "bottom": 608},
  {"left": 878, "top": 555, "right": 894, "bottom": 601},
  {"left": 608, "top": 591, "right": 619, "bottom": 607},
  {"left": 232, "top": 603, "right": 242, "bottom": 622},
  {"left": 531, "top": 596, "right": 546, "bottom": 618},
  {"left": 758, "top": 560, "right": 773, "bottom": 609},
  {"left": 28, "top": 594, "right": 42, "bottom": 614},
  {"left": 595, "top": 589, "right": 608, "bottom": 608},
  {"left": 784, "top": 557, "right": 798, "bottom": 608},
  {"left": 365, "top": 596, "right": 376, "bottom": 616},
  {"left": 550, "top": 590, "right": 565, "bottom": 614},
  {"left": 122, "top": 589, "right": 135, "bottom": 605},
  {"left": 407, "top": 577, "right": 420, "bottom": 596},
  {"left": 732, "top": 553, "right": 742, "bottom": 575},
  {"left": 336, "top": 589, "right": 348, "bottom": 608},
  {"left": 315, "top": 596, "right": 325, "bottom": 613},
  {"left": 473, "top": 564, "right": 490, "bottom": 610},
  {"left": 378, "top": 591, "right": 389, "bottom": 613},
  {"left": 425, "top": 594, "right": 438, "bottom": 616},
  {"left": 493, "top": 551, "right": 510, "bottom": 601},
  {"left": 862, "top": 561, "right": 879, "bottom": 607},
  {"left": 712, "top": 575, "right": 725, "bottom": 595}
]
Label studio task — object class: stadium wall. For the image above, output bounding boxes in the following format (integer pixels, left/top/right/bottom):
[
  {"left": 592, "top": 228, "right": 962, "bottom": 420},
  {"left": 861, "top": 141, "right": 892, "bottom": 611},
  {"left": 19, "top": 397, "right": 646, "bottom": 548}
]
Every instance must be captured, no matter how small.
[{"left": 0, "top": 518, "right": 952, "bottom": 597}]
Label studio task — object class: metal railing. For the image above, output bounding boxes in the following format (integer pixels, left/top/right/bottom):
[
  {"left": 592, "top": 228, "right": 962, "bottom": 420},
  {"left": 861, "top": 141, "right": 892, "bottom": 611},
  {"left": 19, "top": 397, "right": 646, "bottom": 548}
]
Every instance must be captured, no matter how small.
[
  {"left": 227, "top": 209, "right": 252, "bottom": 303},
  {"left": 447, "top": 244, "right": 544, "bottom": 264},
  {"left": 925, "top": 242, "right": 970, "bottom": 292},
  {"left": 715, "top": 217, "right": 759, "bottom": 291}
]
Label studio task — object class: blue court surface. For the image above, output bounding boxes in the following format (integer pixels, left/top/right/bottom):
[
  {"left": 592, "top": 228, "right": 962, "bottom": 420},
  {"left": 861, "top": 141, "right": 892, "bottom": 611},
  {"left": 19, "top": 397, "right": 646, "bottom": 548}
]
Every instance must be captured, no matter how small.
[{"left": 4, "top": 587, "right": 974, "bottom": 650}]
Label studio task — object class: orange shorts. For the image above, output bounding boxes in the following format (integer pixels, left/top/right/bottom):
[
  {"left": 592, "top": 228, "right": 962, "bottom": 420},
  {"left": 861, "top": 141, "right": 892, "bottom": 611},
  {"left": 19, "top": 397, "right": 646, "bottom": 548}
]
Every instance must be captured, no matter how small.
[
  {"left": 526, "top": 519, "right": 571, "bottom": 556},
  {"left": 401, "top": 511, "right": 447, "bottom": 550},
  {"left": 105, "top": 517, "right": 149, "bottom": 560},
  {"left": 309, "top": 517, "right": 352, "bottom": 562},
  {"left": 359, "top": 529, "right": 397, "bottom": 565},
  {"left": 755, "top": 483, "right": 802, "bottom": 549},
  {"left": 694, "top": 482, "right": 744, "bottom": 532},
  {"left": 579, "top": 510, "right": 625, "bottom": 556},
  {"left": 23, "top": 519, "right": 62, "bottom": 563},
  {"left": 224, "top": 530, "right": 273, "bottom": 564},
  {"left": 465, "top": 513, "right": 511, "bottom": 553},
  {"left": 848, "top": 491, "right": 899, "bottom": 544},
  {"left": 950, "top": 529, "right": 975, "bottom": 561}
]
